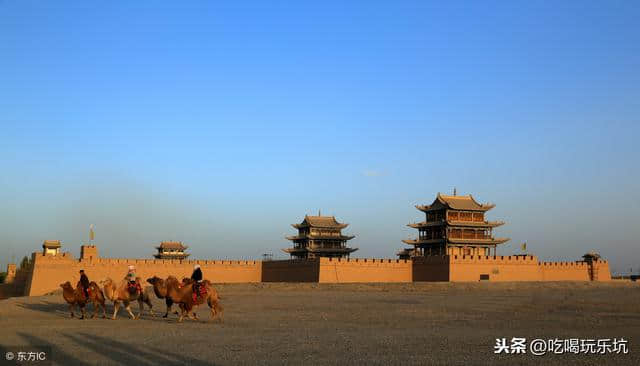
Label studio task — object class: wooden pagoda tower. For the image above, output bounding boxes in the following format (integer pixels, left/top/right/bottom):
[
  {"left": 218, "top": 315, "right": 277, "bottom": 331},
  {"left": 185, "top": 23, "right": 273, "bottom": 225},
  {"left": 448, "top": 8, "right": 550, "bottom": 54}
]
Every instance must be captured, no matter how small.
[
  {"left": 154, "top": 241, "right": 190, "bottom": 260},
  {"left": 400, "top": 192, "right": 509, "bottom": 258},
  {"left": 284, "top": 215, "right": 357, "bottom": 259}
]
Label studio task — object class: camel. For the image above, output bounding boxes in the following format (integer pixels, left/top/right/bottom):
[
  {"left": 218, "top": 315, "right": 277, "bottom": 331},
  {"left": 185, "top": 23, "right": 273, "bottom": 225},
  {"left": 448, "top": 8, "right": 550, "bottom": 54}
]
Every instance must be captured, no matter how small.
[
  {"left": 60, "top": 281, "right": 87, "bottom": 319},
  {"left": 179, "top": 277, "right": 217, "bottom": 320},
  {"left": 146, "top": 276, "right": 177, "bottom": 318},
  {"left": 146, "top": 276, "right": 200, "bottom": 319},
  {"left": 76, "top": 280, "right": 107, "bottom": 319},
  {"left": 101, "top": 277, "right": 154, "bottom": 320},
  {"left": 164, "top": 276, "right": 223, "bottom": 323}
]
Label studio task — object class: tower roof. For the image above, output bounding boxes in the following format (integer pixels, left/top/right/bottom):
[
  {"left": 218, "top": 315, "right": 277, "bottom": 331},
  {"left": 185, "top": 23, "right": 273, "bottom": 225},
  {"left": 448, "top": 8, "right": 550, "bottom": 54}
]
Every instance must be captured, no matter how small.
[
  {"left": 292, "top": 215, "right": 349, "bottom": 229},
  {"left": 42, "top": 240, "right": 61, "bottom": 248},
  {"left": 156, "top": 241, "right": 188, "bottom": 250},
  {"left": 417, "top": 193, "right": 495, "bottom": 212}
]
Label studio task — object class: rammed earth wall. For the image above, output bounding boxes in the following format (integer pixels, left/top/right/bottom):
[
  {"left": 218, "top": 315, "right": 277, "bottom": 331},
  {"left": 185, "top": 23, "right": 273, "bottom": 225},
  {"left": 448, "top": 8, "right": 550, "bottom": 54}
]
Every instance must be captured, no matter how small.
[
  {"left": 5, "top": 246, "right": 612, "bottom": 298},
  {"left": 25, "top": 252, "right": 261, "bottom": 296}
]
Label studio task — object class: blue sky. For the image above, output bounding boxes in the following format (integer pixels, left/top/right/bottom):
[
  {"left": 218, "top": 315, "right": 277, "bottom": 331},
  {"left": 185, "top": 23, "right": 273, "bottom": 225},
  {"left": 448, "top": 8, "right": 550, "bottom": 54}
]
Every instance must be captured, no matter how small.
[{"left": 1, "top": 1, "right": 639, "bottom": 274}]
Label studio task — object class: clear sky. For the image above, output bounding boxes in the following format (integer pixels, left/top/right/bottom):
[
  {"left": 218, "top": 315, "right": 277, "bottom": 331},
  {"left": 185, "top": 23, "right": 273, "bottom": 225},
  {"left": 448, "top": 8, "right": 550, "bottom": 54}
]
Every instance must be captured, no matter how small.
[{"left": 1, "top": 1, "right": 639, "bottom": 274}]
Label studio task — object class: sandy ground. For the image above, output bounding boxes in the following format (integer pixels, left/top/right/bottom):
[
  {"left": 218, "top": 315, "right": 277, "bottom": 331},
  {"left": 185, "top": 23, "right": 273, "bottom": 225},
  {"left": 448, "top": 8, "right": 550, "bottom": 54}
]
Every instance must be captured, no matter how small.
[{"left": 0, "top": 281, "right": 639, "bottom": 366}]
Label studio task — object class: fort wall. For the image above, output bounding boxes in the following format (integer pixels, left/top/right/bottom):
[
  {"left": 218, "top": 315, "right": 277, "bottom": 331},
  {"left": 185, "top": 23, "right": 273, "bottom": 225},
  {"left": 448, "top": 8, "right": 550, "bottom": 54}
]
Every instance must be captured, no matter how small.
[
  {"left": 592, "top": 261, "right": 612, "bottom": 281},
  {"left": 262, "top": 259, "right": 320, "bottom": 282},
  {"left": 5, "top": 263, "right": 17, "bottom": 283},
  {"left": 26, "top": 252, "right": 261, "bottom": 296},
  {"left": 449, "top": 255, "right": 542, "bottom": 282},
  {"left": 0, "top": 263, "right": 32, "bottom": 299},
  {"left": 4, "top": 244, "right": 612, "bottom": 298},
  {"left": 318, "top": 258, "right": 412, "bottom": 283},
  {"left": 412, "top": 256, "right": 450, "bottom": 281},
  {"left": 443, "top": 255, "right": 611, "bottom": 282},
  {"left": 538, "top": 261, "right": 590, "bottom": 281}
]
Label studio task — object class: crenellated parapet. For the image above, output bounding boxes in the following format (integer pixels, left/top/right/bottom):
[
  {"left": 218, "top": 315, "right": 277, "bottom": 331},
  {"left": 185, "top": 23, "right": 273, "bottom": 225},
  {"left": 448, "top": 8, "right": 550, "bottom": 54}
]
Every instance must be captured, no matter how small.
[
  {"left": 323, "top": 257, "right": 411, "bottom": 265},
  {"left": 449, "top": 254, "right": 539, "bottom": 264},
  {"left": 539, "top": 261, "right": 590, "bottom": 267}
]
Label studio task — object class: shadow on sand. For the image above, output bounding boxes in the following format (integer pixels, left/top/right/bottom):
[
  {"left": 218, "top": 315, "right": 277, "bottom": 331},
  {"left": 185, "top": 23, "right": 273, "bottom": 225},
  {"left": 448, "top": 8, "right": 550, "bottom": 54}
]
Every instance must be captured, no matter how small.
[
  {"left": 15, "top": 332, "right": 91, "bottom": 366},
  {"left": 17, "top": 301, "right": 104, "bottom": 319},
  {"left": 12, "top": 331, "right": 218, "bottom": 366},
  {"left": 16, "top": 299, "right": 209, "bottom": 325},
  {"left": 17, "top": 301, "right": 74, "bottom": 317},
  {"left": 62, "top": 332, "right": 216, "bottom": 366}
]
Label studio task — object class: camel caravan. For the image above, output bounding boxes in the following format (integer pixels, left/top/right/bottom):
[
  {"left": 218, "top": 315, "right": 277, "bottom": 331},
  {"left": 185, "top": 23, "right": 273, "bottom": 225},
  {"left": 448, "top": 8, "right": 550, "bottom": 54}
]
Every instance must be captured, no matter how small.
[{"left": 60, "top": 265, "right": 223, "bottom": 323}]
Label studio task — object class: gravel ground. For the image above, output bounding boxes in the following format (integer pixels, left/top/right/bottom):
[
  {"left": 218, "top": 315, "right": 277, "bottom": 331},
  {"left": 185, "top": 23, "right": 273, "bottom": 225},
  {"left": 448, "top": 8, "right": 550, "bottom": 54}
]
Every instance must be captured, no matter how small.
[{"left": 0, "top": 281, "right": 638, "bottom": 365}]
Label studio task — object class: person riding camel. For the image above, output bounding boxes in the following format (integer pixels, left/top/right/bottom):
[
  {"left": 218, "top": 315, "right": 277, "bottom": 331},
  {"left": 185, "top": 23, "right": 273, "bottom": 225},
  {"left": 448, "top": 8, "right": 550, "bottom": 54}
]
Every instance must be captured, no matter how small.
[
  {"left": 191, "top": 264, "right": 204, "bottom": 301},
  {"left": 79, "top": 269, "right": 90, "bottom": 299},
  {"left": 126, "top": 265, "right": 140, "bottom": 295}
]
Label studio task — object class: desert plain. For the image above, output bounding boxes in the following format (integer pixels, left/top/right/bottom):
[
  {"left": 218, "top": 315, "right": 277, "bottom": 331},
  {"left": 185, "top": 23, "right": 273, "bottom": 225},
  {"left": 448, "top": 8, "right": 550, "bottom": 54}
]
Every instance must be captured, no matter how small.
[{"left": 0, "top": 281, "right": 638, "bottom": 365}]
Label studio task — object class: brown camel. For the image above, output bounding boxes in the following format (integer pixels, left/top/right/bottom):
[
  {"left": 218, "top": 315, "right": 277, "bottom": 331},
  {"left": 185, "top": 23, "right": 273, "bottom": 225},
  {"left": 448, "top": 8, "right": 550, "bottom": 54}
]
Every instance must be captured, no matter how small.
[
  {"left": 60, "top": 281, "right": 87, "bottom": 319},
  {"left": 101, "top": 277, "right": 154, "bottom": 320},
  {"left": 177, "top": 277, "right": 223, "bottom": 322},
  {"left": 146, "top": 276, "right": 199, "bottom": 319},
  {"left": 146, "top": 276, "right": 178, "bottom": 318},
  {"left": 76, "top": 280, "right": 107, "bottom": 318},
  {"left": 165, "top": 276, "right": 223, "bottom": 323},
  {"left": 179, "top": 277, "right": 217, "bottom": 320}
]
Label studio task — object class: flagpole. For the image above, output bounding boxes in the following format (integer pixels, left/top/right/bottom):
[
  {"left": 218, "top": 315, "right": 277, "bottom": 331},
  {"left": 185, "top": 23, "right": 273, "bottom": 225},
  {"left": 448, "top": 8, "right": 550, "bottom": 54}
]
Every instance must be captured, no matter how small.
[{"left": 89, "top": 224, "right": 95, "bottom": 244}]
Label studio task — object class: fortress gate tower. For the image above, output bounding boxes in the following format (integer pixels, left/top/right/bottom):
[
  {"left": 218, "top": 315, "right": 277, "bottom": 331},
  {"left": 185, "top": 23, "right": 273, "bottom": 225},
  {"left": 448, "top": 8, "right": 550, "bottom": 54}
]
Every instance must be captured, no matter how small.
[
  {"left": 400, "top": 192, "right": 509, "bottom": 258},
  {"left": 284, "top": 215, "right": 357, "bottom": 259}
]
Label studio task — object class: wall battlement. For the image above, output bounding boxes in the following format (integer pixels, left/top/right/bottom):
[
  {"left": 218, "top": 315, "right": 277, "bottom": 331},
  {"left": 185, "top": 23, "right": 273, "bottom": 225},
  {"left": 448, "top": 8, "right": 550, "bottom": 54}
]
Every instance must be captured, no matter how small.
[
  {"left": 32, "top": 252, "right": 259, "bottom": 266},
  {"left": 449, "top": 255, "right": 539, "bottom": 264},
  {"left": 539, "top": 261, "right": 590, "bottom": 267},
  {"left": 81, "top": 258, "right": 260, "bottom": 266},
  {"left": 33, "top": 252, "right": 74, "bottom": 262},
  {"left": 324, "top": 257, "right": 411, "bottom": 265}
]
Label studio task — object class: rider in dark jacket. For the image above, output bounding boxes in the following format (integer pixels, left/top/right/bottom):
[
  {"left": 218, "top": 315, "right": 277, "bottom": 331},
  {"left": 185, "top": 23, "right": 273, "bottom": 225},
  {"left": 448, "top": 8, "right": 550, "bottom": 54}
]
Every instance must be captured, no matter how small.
[
  {"left": 79, "top": 269, "right": 90, "bottom": 299},
  {"left": 191, "top": 264, "right": 203, "bottom": 297}
]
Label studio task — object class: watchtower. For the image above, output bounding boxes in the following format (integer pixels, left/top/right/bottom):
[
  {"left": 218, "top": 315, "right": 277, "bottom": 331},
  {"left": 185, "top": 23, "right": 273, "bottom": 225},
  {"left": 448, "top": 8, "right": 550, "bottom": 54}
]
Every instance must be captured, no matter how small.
[
  {"left": 5, "top": 263, "right": 16, "bottom": 283},
  {"left": 80, "top": 245, "right": 99, "bottom": 260},
  {"left": 42, "top": 240, "right": 61, "bottom": 256}
]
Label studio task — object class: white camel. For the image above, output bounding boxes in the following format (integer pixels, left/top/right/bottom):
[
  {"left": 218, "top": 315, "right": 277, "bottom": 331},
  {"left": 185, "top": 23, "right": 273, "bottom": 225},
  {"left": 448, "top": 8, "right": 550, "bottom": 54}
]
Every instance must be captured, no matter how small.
[{"left": 101, "top": 277, "right": 154, "bottom": 320}]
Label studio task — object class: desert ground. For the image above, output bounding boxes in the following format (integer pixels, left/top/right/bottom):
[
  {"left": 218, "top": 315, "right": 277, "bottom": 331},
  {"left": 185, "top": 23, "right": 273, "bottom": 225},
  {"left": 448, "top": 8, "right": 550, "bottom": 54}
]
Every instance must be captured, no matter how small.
[{"left": 0, "top": 281, "right": 638, "bottom": 365}]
